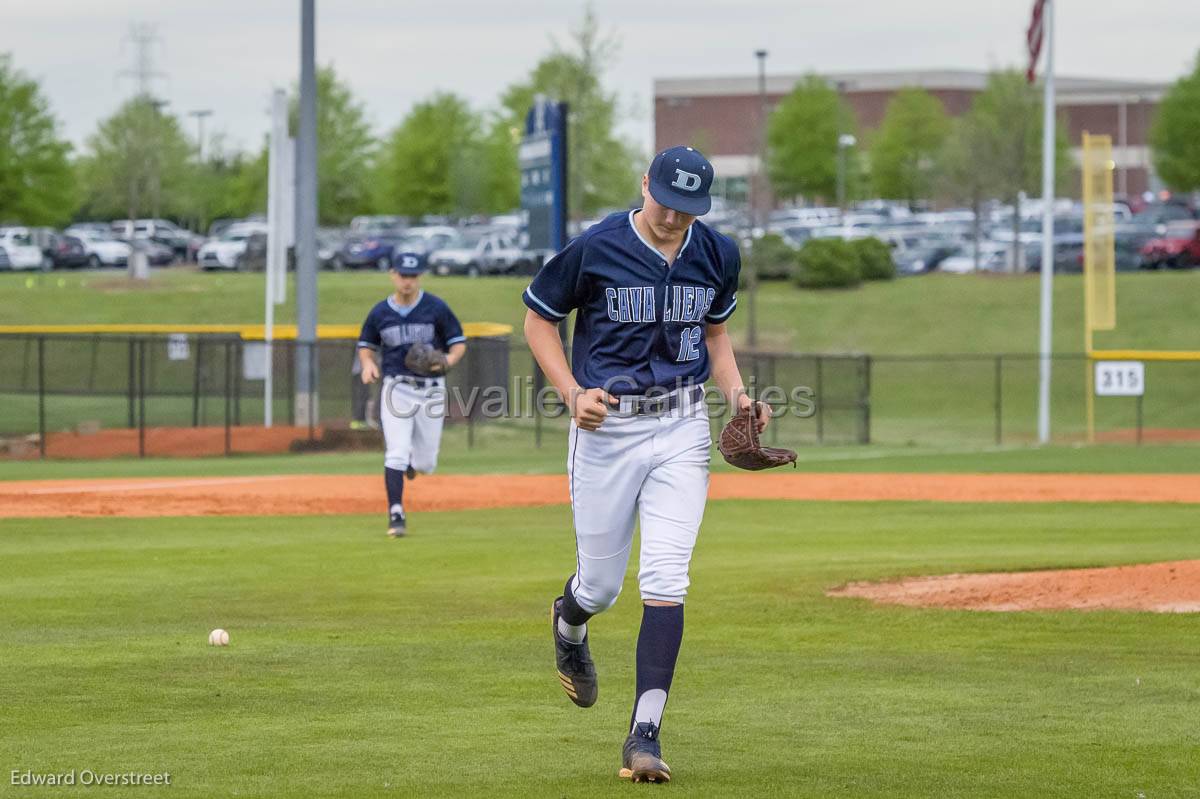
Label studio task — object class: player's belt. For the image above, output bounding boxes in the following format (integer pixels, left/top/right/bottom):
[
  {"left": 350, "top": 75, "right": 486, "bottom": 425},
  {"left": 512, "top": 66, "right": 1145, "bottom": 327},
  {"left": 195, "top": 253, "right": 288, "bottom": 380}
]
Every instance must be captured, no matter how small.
[
  {"left": 391, "top": 375, "right": 441, "bottom": 388},
  {"left": 619, "top": 385, "right": 704, "bottom": 415}
]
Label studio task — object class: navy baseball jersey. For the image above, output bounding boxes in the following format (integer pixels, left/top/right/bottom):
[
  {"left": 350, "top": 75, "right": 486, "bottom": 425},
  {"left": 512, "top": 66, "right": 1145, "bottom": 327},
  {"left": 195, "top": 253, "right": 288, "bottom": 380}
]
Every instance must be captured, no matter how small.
[
  {"left": 522, "top": 210, "right": 740, "bottom": 395},
  {"left": 357, "top": 291, "right": 466, "bottom": 377}
]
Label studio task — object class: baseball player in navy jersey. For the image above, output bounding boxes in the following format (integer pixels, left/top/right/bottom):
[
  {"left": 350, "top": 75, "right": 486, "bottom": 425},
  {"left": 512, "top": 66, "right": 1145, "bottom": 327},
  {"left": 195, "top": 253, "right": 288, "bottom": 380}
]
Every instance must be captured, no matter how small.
[
  {"left": 523, "top": 146, "right": 768, "bottom": 782},
  {"left": 357, "top": 252, "right": 467, "bottom": 537}
]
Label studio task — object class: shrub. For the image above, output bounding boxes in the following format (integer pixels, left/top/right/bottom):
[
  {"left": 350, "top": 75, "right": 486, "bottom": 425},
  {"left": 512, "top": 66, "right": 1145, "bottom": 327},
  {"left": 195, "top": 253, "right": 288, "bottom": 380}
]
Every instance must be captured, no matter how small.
[
  {"left": 794, "top": 238, "right": 861, "bottom": 289},
  {"left": 744, "top": 233, "right": 798, "bottom": 281},
  {"left": 850, "top": 236, "right": 896, "bottom": 281}
]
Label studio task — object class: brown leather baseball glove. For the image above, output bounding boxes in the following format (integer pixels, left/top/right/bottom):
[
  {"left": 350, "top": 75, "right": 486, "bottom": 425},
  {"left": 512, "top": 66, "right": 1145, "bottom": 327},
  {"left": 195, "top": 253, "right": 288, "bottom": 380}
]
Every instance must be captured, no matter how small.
[
  {"left": 718, "top": 401, "right": 798, "bottom": 471},
  {"left": 403, "top": 341, "right": 449, "bottom": 376}
]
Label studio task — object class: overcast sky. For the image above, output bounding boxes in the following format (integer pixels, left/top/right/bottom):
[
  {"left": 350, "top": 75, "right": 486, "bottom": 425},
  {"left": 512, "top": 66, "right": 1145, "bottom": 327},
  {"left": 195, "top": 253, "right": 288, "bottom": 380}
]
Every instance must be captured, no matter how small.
[{"left": 3, "top": 0, "right": 1195, "bottom": 157}]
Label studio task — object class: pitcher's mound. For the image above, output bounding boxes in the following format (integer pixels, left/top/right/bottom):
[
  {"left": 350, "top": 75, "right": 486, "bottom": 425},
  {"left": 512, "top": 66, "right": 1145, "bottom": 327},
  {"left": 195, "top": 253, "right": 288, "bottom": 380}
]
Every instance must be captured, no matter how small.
[{"left": 827, "top": 560, "right": 1200, "bottom": 613}]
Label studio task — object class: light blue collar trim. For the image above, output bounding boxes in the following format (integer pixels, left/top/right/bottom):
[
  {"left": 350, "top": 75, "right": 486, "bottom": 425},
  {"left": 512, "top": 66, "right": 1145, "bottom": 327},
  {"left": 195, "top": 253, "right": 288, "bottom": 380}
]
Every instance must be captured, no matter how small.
[
  {"left": 628, "top": 210, "right": 693, "bottom": 265},
  {"left": 387, "top": 291, "right": 424, "bottom": 316}
]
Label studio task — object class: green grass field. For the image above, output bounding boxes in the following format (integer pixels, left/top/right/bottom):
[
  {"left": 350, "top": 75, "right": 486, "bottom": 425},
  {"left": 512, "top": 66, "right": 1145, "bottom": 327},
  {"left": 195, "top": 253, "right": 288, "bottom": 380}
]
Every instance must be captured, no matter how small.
[{"left": 3, "top": 498, "right": 1200, "bottom": 797}]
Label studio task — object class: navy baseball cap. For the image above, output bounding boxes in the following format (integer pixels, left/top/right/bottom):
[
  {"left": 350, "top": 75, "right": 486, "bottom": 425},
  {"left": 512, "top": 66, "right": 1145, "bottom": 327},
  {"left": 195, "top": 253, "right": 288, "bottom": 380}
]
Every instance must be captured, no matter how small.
[
  {"left": 647, "top": 145, "right": 714, "bottom": 216},
  {"left": 390, "top": 252, "right": 426, "bottom": 275}
]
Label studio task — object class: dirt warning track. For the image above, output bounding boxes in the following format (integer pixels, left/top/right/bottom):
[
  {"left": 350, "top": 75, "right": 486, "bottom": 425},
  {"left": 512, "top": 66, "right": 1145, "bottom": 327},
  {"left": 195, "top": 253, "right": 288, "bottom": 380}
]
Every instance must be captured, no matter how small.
[{"left": 2, "top": 472, "right": 1199, "bottom": 519}]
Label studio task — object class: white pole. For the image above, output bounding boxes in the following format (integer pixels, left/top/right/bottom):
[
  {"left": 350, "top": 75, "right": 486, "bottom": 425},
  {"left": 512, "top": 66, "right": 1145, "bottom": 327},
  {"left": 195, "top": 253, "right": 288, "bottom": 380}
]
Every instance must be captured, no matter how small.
[
  {"left": 1036, "top": 0, "right": 1055, "bottom": 445},
  {"left": 265, "top": 89, "right": 288, "bottom": 428}
]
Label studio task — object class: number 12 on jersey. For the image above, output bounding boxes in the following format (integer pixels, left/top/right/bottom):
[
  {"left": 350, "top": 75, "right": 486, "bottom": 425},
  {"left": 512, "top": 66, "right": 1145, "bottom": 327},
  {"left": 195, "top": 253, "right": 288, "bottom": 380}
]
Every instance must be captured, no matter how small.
[{"left": 677, "top": 326, "right": 702, "bottom": 362}]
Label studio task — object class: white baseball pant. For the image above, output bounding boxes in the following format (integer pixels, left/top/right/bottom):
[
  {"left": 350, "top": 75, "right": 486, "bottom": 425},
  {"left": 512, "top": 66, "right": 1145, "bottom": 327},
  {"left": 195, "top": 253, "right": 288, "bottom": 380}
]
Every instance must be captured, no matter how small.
[
  {"left": 567, "top": 393, "right": 711, "bottom": 610},
  {"left": 381, "top": 377, "right": 446, "bottom": 473}
]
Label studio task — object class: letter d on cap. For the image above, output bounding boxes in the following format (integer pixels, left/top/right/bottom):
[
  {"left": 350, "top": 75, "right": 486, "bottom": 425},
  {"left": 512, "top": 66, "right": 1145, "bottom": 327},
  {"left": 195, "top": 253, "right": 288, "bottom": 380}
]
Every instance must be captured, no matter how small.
[{"left": 671, "top": 169, "right": 701, "bottom": 192}]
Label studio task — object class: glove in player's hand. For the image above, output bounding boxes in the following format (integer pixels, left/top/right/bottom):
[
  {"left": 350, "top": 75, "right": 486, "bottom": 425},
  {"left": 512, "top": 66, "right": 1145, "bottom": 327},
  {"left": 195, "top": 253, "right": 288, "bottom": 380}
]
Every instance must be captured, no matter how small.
[
  {"left": 404, "top": 341, "right": 450, "bottom": 376},
  {"left": 718, "top": 401, "right": 798, "bottom": 471}
]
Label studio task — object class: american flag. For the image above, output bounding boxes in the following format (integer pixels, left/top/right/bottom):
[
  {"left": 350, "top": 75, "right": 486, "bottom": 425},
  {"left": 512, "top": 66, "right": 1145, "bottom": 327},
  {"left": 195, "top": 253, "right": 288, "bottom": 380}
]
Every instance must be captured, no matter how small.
[{"left": 1026, "top": 0, "right": 1046, "bottom": 83}]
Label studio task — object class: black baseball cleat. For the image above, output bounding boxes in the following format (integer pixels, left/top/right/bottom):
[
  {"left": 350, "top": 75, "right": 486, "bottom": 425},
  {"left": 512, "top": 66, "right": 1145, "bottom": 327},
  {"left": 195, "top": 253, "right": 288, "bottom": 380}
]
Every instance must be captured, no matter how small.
[
  {"left": 619, "top": 722, "right": 671, "bottom": 783},
  {"left": 386, "top": 512, "right": 406, "bottom": 538},
  {"left": 405, "top": 465, "right": 417, "bottom": 480},
  {"left": 551, "top": 597, "right": 597, "bottom": 708}
]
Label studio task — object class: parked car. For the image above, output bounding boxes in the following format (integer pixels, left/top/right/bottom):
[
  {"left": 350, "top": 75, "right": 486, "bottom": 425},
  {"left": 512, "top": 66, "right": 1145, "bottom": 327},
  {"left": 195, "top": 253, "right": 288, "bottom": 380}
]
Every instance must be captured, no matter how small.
[
  {"left": 894, "top": 238, "right": 959, "bottom": 275},
  {"left": 767, "top": 223, "right": 816, "bottom": 249},
  {"left": 47, "top": 234, "right": 90, "bottom": 268},
  {"left": 207, "top": 218, "right": 241, "bottom": 239},
  {"left": 66, "top": 229, "right": 133, "bottom": 267},
  {"left": 1131, "top": 202, "right": 1195, "bottom": 235},
  {"left": 395, "top": 225, "right": 461, "bottom": 256},
  {"left": 1139, "top": 220, "right": 1200, "bottom": 269},
  {"left": 428, "top": 231, "right": 531, "bottom": 276},
  {"left": 0, "top": 227, "right": 50, "bottom": 270},
  {"left": 112, "top": 218, "right": 201, "bottom": 261},
  {"left": 349, "top": 215, "right": 407, "bottom": 235},
  {"left": 333, "top": 226, "right": 408, "bottom": 270},
  {"left": 197, "top": 223, "right": 268, "bottom": 271},
  {"left": 138, "top": 238, "right": 177, "bottom": 266},
  {"left": 65, "top": 221, "right": 112, "bottom": 238},
  {"left": 317, "top": 228, "right": 348, "bottom": 270},
  {"left": 768, "top": 206, "right": 841, "bottom": 227},
  {"left": 1115, "top": 229, "right": 1156, "bottom": 271},
  {"left": 939, "top": 241, "right": 1014, "bottom": 273},
  {"left": 233, "top": 232, "right": 269, "bottom": 271}
]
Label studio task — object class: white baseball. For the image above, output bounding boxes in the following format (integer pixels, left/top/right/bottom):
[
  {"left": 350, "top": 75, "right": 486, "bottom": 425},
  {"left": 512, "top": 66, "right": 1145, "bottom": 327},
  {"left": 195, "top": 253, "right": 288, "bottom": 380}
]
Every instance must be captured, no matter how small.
[{"left": 208, "top": 628, "right": 230, "bottom": 646}]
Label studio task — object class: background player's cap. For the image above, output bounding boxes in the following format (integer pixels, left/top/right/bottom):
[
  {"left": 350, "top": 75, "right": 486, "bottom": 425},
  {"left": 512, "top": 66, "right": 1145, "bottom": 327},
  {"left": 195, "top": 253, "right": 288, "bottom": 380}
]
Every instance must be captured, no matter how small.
[
  {"left": 390, "top": 252, "right": 426, "bottom": 275},
  {"left": 646, "top": 145, "right": 714, "bottom": 216}
]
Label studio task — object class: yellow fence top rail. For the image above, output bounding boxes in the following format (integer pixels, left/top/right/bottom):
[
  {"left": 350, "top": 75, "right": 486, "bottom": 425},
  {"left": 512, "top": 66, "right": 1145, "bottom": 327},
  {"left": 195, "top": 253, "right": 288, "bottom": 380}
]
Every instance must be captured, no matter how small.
[
  {"left": 0, "top": 322, "right": 513, "bottom": 340},
  {"left": 1089, "top": 349, "right": 1200, "bottom": 362}
]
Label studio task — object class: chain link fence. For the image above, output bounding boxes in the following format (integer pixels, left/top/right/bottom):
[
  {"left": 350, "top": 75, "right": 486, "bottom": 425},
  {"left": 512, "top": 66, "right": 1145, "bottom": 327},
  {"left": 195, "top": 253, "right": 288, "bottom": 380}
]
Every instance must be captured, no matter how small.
[{"left": 1, "top": 333, "right": 1193, "bottom": 459}]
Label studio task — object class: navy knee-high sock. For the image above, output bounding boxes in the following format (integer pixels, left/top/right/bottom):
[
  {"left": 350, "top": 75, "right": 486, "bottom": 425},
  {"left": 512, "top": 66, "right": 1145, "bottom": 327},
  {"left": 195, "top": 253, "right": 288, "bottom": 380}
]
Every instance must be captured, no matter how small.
[
  {"left": 629, "top": 603, "right": 684, "bottom": 735},
  {"left": 559, "top": 575, "right": 594, "bottom": 626},
  {"left": 385, "top": 467, "right": 405, "bottom": 517}
]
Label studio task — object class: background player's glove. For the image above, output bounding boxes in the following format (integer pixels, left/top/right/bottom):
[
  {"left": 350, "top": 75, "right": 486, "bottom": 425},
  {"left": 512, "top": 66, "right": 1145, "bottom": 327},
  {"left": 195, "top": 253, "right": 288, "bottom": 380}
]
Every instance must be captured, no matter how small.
[
  {"left": 718, "top": 401, "right": 797, "bottom": 471},
  {"left": 404, "top": 342, "right": 450, "bottom": 376}
]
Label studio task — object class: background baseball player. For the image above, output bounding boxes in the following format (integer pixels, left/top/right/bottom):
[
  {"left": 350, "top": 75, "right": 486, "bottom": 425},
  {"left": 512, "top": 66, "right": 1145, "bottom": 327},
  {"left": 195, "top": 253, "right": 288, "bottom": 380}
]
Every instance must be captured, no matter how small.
[
  {"left": 523, "top": 146, "right": 768, "bottom": 782},
  {"left": 358, "top": 252, "right": 466, "bottom": 537}
]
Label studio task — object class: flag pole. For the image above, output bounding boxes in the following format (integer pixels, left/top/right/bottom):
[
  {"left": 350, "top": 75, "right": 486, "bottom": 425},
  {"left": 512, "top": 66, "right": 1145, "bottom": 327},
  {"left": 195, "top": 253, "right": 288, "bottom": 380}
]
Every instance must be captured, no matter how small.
[{"left": 1036, "top": 0, "right": 1055, "bottom": 444}]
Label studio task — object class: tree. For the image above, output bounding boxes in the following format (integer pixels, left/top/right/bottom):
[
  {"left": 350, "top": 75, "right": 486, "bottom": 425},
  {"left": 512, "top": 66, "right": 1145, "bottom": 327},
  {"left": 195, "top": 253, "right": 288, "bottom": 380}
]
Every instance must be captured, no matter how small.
[
  {"left": 967, "top": 70, "right": 1070, "bottom": 271},
  {"left": 936, "top": 72, "right": 1068, "bottom": 272},
  {"left": 375, "top": 92, "right": 485, "bottom": 217},
  {"left": 869, "top": 88, "right": 950, "bottom": 206},
  {"left": 289, "top": 65, "right": 376, "bottom": 225},
  {"left": 76, "top": 96, "right": 193, "bottom": 222},
  {"left": 766, "top": 75, "right": 858, "bottom": 201},
  {"left": 500, "top": 6, "right": 639, "bottom": 217},
  {"left": 476, "top": 113, "right": 521, "bottom": 213},
  {"left": 0, "top": 54, "right": 75, "bottom": 225},
  {"left": 1151, "top": 53, "right": 1200, "bottom": 192},
  {"left": 180, "top": 135, "right": 264, "bottom": 232},
  {"left": 222, "top": 141, "right": 268, "bottom": 221},
  {"left": 938, "top": 110, "right": 993, "bottom": 271}
]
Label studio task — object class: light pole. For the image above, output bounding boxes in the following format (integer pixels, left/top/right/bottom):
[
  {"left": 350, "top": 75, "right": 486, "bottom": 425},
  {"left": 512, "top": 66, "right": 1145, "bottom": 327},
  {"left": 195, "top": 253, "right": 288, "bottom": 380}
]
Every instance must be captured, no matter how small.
[
  {"left": 748, "top": 48, "right": 768, "bottom": 350},
  {"left": 188, "top": 109, "right": 213, "bottom": 161},
  {"left": 836, "top": 133, "right": 857, "bottom": 213},
  {"left": 295, "top": 0, "right": 319, "bottom": 427}
]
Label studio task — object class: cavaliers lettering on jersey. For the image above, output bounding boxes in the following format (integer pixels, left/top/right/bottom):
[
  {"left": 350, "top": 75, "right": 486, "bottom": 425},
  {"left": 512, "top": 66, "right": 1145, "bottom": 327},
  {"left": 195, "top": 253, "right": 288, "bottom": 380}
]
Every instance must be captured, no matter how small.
[
  {"left": 522, "top": 210, "right": 740, "bottom": 395},
  {"left": 357, "top": 291, "right": 465, "bottom": 378}
]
